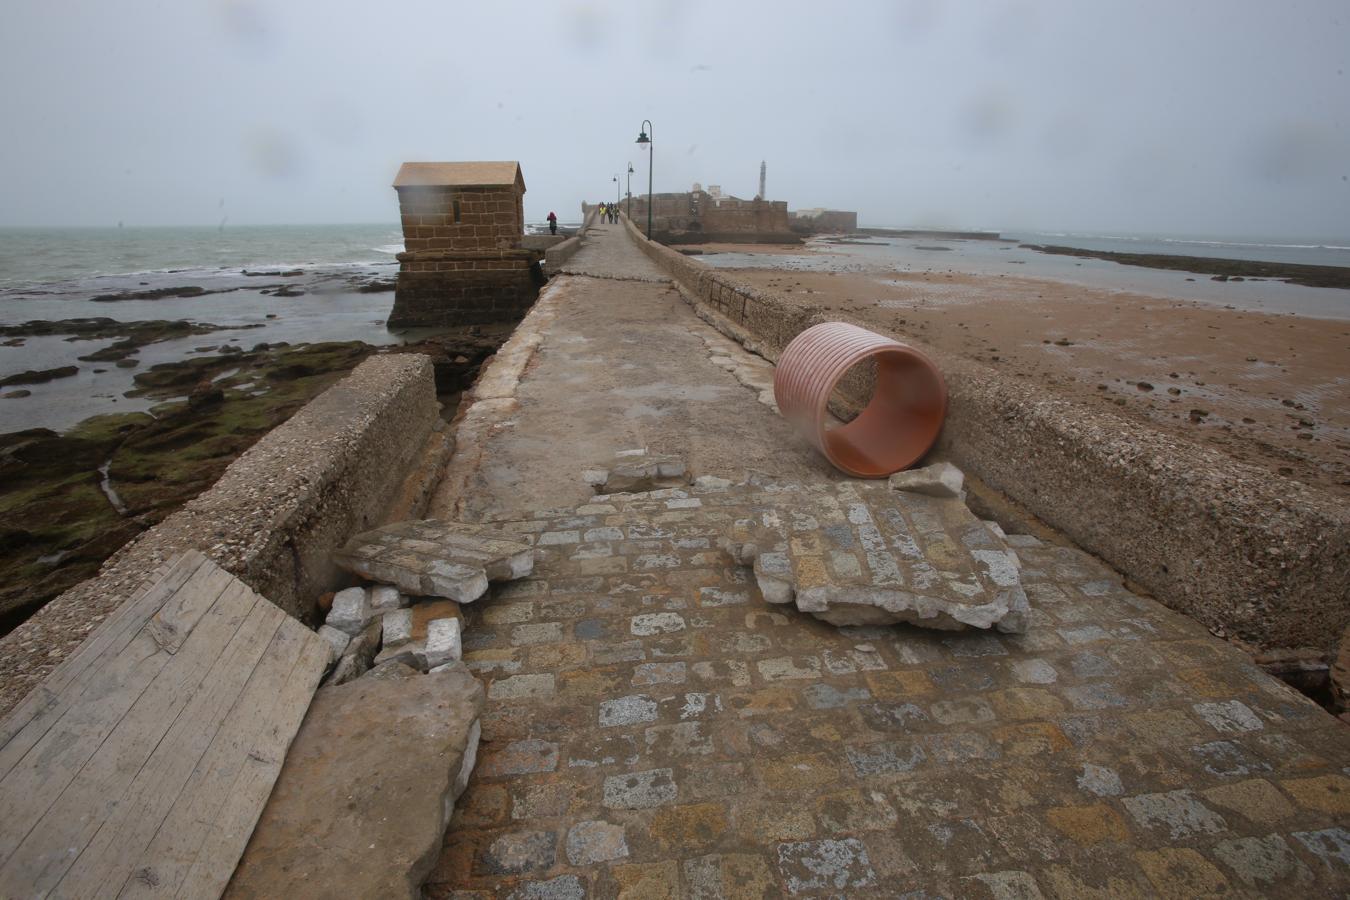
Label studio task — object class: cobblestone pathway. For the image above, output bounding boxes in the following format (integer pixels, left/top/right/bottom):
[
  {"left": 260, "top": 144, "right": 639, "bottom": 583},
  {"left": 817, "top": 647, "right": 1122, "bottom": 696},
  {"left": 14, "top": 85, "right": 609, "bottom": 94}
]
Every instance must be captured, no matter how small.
[{"left": 425, "top": 225, "right": 1350, "bottom": 897}]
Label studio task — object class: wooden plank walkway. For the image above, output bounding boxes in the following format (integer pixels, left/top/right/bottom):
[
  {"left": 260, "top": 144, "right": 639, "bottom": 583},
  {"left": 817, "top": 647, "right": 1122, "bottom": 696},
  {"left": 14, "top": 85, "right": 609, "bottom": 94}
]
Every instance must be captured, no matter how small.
[{"left": 0, "top": 551, "right": 330, "bottom": 899}]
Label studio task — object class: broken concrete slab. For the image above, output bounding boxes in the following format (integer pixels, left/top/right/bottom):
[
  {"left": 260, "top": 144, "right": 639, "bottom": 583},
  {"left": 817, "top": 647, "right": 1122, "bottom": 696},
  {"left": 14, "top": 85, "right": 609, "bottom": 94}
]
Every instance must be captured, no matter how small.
[
  {"left": 888, "top": 461, "right": 965, "bottom": 498},
  {"left": 334, "top": 520, "right": 533, "bottom": 603},
  {"left": 226, "top": 662, "right": 484, "bottom": 900},
  {"left": 726, "top": 480, "right": 1028, "bottom": 633},
  {"left": 589, "top": 449, "right": 689, "bottom": 494}
]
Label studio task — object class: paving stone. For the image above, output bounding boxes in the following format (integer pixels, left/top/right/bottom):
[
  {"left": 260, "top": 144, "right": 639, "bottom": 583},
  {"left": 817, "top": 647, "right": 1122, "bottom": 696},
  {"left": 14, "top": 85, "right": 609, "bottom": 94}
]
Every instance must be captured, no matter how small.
[
  {"left": 564, "top": 820, "right": 629, "bottom": 865},
  {"left": 650, "top": 803, "right": 729, "bottom": 853},
  {"left": 1076, "top": 763, "right": 1123, "bottom": 797},
  {"left": 1122, "top": 789, "right": 1228, "bottom": 839},
  {"left": 599, "top": 693, "right": 658, "bottom": 727},
  {"left": 1134, "top": 848, "right": 1232, "bottom": 898},
  {"left": 682, "top": 853, "right": 777, "bottom": 899},
  {"left": 1193, "top": 699, "right": 1264, "bottom": 733},
  {"left": 1291, "top": 827, "right": 1350, "bottom": 873},
  {"left": 478, "top": 830, "right": 558, "bottom": 875},
  {"left": 488, "top": 673, "right": 555, "bottom": 701},
  {"left": 1281, "top": 774, "right": 1350, "bottom": 814},
  {"left": 1211, "top": 834, "right": 1312, "bottom": 890},
  {"left": 335, "top": 519, "right": 533, "bottom": 602},
  {"left": 631, "top": 612, "right": 685, "bottom": 635},
  {"left": 511, "top": 622, "right": 563, "bottom": 645},
  {"left": 504, "top": 874, "right": 585, "bottom": 900},
  {"left": 846, "top": 740, "right": 927, "bottom": 776},
  {"left": 480, "top": 739, "right": 559, "bottom": 777},
  {"left": 611, "top": 861, "right": 679, "bottom": 899},
  {"left": 603, "top": 768, "right": 678, "bottom": 809},
  {"left": 633, "top": 661, "right": 687, "bottom": 685},
  {"left": 776, "top": 838, "right": 877, "bottom": 894}
]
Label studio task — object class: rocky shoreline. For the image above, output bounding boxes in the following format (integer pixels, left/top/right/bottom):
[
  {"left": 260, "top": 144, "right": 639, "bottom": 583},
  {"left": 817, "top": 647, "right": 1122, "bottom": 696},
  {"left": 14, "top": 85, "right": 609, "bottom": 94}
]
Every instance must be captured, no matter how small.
[{"left": 1024, "top": 243, "right": 1350, "bottom": 289}]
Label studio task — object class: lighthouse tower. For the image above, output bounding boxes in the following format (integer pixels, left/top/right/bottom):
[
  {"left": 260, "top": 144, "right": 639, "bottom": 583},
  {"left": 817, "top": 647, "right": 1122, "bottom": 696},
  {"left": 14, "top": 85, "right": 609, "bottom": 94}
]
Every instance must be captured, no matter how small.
[{"left": 758, "top": 160, "right": 766, "bottom": 201}]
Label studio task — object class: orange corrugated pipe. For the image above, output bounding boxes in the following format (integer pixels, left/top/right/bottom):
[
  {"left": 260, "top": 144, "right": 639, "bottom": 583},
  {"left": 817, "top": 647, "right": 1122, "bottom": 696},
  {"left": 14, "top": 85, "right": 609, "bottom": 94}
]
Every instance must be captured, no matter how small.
[{"left": 774, "top": 322, "right": 948, "bottom": 477}]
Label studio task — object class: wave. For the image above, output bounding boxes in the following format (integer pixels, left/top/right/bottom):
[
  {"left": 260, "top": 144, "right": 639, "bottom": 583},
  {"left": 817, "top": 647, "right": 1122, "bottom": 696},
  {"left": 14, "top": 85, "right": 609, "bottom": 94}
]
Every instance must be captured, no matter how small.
[{"left": 371, "top": 244, "right": 404, "bottom": 255}]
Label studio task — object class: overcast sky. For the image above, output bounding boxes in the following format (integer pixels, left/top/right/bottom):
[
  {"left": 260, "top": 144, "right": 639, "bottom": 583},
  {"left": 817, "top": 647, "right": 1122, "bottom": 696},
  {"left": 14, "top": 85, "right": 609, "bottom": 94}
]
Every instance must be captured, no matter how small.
[{"left": 2, "top": 0, "right": 1346, "bottom": 239}]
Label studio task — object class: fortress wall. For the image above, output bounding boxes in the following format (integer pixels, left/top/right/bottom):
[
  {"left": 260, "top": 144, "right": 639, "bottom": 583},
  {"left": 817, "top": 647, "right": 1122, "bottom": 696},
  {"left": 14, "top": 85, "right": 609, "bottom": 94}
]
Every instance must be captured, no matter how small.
[
  {"left": 621, "top": 213, "right": 1350, "bottom": 653},
  {"left": 0, "top": 354, "right": 444, "bottom": 718}
]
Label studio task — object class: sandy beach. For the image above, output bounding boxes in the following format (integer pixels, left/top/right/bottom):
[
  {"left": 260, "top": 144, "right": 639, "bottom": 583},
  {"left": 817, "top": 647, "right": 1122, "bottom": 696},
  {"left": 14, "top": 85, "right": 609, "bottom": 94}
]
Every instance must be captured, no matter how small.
[{"left": 706, "top": 249, "right": 1350, "bottom": 500}]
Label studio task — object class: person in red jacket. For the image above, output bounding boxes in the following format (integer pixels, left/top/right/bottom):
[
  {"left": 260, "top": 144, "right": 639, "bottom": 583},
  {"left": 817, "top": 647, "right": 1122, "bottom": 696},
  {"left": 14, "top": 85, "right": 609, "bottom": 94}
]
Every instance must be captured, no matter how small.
[{"left": 547, "top": 211, "right": 557, "bottom": 235}]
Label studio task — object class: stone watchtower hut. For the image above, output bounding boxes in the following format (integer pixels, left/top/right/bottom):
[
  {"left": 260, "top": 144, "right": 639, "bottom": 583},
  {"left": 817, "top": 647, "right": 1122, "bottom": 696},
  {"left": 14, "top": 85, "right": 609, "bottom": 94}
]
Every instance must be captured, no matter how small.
[{"left": 388, "top": 161, "right": 540, "bottom": 327}]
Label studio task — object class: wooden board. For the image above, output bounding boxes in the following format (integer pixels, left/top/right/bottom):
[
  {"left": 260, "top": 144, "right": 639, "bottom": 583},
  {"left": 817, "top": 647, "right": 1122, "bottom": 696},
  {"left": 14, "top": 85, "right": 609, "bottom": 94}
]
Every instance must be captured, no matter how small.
[{"left": 0, "top": 551, "right": 330, "bottom": 899}]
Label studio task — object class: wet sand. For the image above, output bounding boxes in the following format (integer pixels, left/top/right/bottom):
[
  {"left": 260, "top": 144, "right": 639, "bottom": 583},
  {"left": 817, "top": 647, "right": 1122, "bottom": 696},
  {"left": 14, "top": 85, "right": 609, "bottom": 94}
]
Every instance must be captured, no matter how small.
[{"left": 715, "top": 258, "right": 1350, "bottom": 499}]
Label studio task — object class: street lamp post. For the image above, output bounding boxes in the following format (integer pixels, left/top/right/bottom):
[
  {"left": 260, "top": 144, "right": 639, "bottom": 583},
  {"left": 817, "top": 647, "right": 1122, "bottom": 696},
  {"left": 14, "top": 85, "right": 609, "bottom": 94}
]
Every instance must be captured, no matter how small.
[
  {"left": 635, "top": 119, "right": 653, "bottom": 238},
  {"left": 612, "top": 174, "right": 620, "bottom": 207},
  {"left": 626, "top": 163, "right": 634, "bottom": 220}
]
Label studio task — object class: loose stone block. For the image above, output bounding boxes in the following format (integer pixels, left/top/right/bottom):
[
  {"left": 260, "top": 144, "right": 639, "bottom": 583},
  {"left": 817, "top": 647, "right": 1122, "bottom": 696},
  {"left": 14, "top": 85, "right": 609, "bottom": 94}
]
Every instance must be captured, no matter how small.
[
  {"left": 425, "top": 617, "right": 463, "bottom": 667},
  {"left": 382, "top": 608, "right": 414, "bottom": 649},
  {"left": 317, "top": 624, "right": 350, "bottom": 665},
  {"left": 335, "top": 519, "right": 534, "bottom": 603},
  {"left": 326, "top": 587, "right": 372, "bottom": 636},
  {"left": 326, "top": 619, "right": 383, "bottom": 686},
  {"left": 603, "top": 768, "right": 678, "bottom": 809},
  {"left": 369, "top": 584, "right": 407, "bottom": 611},
  {"left": 888, "top": 461, "right": 965, "bottom": 498}
]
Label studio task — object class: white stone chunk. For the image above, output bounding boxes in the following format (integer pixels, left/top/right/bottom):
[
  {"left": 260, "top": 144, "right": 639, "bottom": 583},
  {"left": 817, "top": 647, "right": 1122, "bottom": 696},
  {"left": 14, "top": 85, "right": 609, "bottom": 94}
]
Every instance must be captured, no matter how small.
[
  {"left": 326, "top": 587, "right": 372, "bottom": 636},
  {"left": 317, "top": 625, "right": 350, "bottom": 666},
  {"left": 888, "top": 461, "right": 965, "bottom": 498},
  {"left": 383, "top": 608, "right": 414, "bottom": 648},
  {"left": 424, "top": 618, "right": 463, "bottom": 667},
  {"left": 369, "top": 585, "right": 407, "bottom": 611}
]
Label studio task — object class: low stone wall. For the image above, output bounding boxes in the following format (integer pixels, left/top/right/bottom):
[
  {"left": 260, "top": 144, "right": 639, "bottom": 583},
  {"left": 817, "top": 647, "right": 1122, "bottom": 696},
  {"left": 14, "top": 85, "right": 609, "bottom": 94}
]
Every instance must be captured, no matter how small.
[
  {"left": 0, "top": 354, "right": 444, "bottom": 719},
  {"left": 543, "top": 209, "right": 597, "bottom": 274},
  {"left": 620, "top": 214, "right": 1350, "bottom": 653}
]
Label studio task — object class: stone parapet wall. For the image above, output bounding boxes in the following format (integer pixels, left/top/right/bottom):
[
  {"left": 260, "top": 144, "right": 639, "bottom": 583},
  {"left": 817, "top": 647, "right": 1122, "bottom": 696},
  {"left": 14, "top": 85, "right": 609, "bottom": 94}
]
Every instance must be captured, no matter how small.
[
  {"left": 543, "top": 209, "right": 598, "bottom": 274},
  {"left": 0, "top": 354, "right": 444, "bottom": 719},
  {"left": 620, "top": 213, "right": 1350, "bottom": 653}
]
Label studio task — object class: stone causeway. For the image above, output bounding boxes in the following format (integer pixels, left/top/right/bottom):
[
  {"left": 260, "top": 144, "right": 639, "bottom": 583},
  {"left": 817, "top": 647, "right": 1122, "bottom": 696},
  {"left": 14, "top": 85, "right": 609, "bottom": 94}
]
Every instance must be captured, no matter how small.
[{"left": 424, "top": 481, "right": 1350, "bottom": 898}]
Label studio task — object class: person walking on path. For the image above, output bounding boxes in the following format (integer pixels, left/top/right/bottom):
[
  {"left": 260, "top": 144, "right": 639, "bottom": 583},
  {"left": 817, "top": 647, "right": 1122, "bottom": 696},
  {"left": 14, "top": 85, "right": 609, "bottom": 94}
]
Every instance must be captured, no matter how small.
[{"left": 547, "top": 211, "right": 557, "bottom": 235}]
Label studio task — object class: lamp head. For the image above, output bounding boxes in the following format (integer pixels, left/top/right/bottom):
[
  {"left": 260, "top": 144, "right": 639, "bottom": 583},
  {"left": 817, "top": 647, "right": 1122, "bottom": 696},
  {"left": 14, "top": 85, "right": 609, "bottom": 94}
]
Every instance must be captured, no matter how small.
[{"left": 635, "top": 130, "right": 650, "bottom": 145}]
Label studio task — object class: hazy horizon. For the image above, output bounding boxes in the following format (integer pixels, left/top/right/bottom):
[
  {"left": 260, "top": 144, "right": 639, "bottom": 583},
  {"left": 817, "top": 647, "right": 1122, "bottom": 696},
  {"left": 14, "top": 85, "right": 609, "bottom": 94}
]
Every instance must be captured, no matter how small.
[{"left": 2, "top": 0, "right": 1347, "bottom": 241}]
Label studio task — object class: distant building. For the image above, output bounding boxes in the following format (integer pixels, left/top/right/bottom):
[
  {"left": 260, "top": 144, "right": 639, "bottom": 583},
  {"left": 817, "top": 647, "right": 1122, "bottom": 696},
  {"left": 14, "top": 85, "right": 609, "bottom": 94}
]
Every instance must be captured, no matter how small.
[
  {"left": 789, "top": 208, "right": 859, "bottom": 234},
  {"left": 389, "top": 161, "right": 541, "bottom": 327},
  {"left": 622, "top": 188, "right": 797, "bottom": 244}
]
